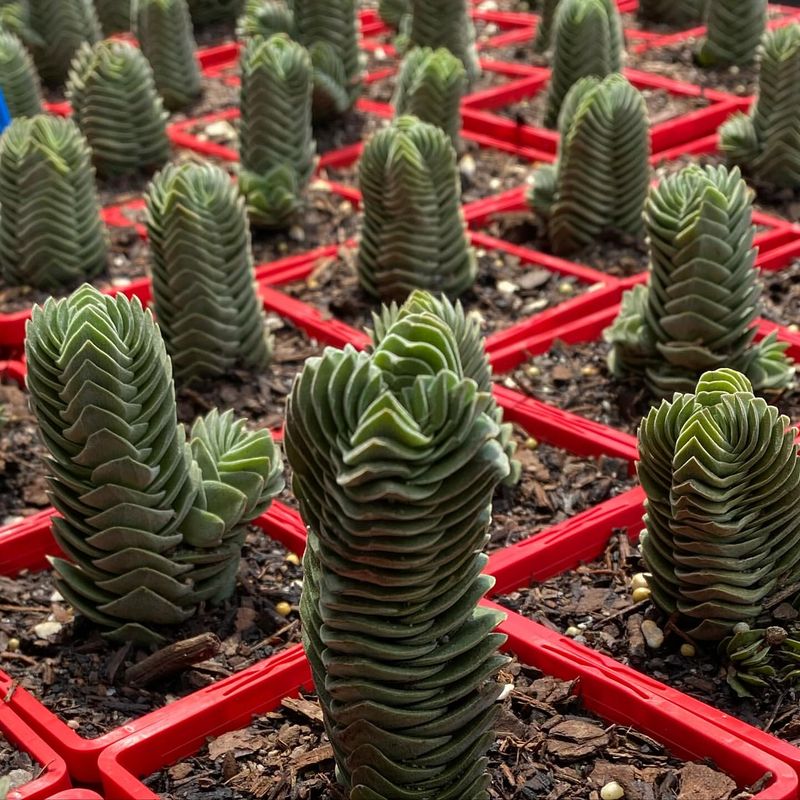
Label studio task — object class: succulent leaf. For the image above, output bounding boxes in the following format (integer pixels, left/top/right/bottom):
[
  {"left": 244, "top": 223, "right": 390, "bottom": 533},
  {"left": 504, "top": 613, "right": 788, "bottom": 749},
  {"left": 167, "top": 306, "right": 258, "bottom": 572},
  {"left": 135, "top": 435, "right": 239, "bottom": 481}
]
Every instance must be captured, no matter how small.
[
  {"left": 145, "top": 161, "right": 272, "bottom": 380},
  {"left": 0, "top": 0, "right": 42, "bottom": 49},
  {"left": 605, "top": 164, "right": 795, "bottom": 395},
  {"left": 292, "top": 0, "right": 360, "bottom": 121},
  {"left": 239, "top": 33, "right": 316, "bottom": 228},
  {"left": 95, "top": 0, "right": 132, "bottom": 33},
  {"left": 136, "top": 0, "right": 202, "bottom": 111},
  {"left": 66, "top": 39, "right": 170, "bottom": 177},
  {"left": 533, "top": 0, "right": 560, "bottom": 52},
  {"left": 543, "top": 0, "right": 623, "bottom": 129},
  {"left": 638, "top": 369, "right": 800, "bottom": 641},
  {"left": 25, "top": 285, "right": 282, "bottom": 644},
  {"left": 28, "top": 0, "right": 100, "bottom": 85},
  {"left": 0, "top": 30, "right": 42, "bottom": 118},
  {"left": 719, "top": 24, "right": 800, "bottom": 189},
  {"left": 408, "top": 0, "right": 479, "bottom": 85},
  {"left": 0, "top": 115, "right": 107, "bottom": 289},
  {"left": 285, "top": 289, "right": 511, "bottom": 799},
  {"left": 356, "top": 116, "right": 476, "bottom": 302},
  {"left": 236, "top": 0, "right": 294, "bottom": 39},
  {"left": 697, "top": 0, "right": 766, "bottom": 67},
  {"left": 393, "top": 47, "right": 466, "bottom": 146},
  {"left": 637, "top": 0, "right": 706, "bottom": 26}
]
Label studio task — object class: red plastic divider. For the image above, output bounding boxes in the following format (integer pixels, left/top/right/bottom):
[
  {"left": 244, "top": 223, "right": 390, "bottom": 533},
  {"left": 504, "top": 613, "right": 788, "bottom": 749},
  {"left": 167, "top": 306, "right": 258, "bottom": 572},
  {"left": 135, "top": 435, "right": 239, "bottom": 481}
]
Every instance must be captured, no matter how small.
[{"left": 0, "top": 703, "right": 71, "bottom": 800}]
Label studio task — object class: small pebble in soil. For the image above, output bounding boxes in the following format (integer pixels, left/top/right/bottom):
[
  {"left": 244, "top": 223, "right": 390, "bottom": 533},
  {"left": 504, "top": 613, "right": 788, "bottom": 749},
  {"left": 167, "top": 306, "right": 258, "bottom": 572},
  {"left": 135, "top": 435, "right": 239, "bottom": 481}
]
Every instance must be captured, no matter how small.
[
  {"left": 600, "top": 781, "right": 625, "bottom": 800},
  {"left": 274, "top": 601, "right": 292, "bottom": 616},
  {"left": 285, "top": 553, "right": 301, "bottom": 566},
  {"left": 681, "top": 643, "right": 697, "bottom": 658},
  {"left": 641, "top": 619, "right": 665, "bottom": 650},
  {"left": 632, "top": 586, "right": 651, "bottom": 603},
  {"left": 565, "top": 626, "right": 582, "bottom": 637}
]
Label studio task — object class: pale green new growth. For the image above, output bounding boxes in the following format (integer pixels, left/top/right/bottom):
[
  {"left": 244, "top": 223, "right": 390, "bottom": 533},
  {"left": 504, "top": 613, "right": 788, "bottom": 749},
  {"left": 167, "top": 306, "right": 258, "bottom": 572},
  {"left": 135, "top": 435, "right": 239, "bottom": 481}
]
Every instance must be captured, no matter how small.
[
  {"left": 0, "top": 115, "right": 107, "bottom": 289},
  {"left": 136, "top": 0, "right": 202, "bottom": 111},
  {"left": 357, "top": 116, "right": 476, "bottom": 301},
  {"left": 25, "top": 285, "right": 283, "bottom": 644},
  {"left": 66, "top": 39, "right": 169, "bottom": 177},
  {"left": 285, "top": 290, "right": 512, "bottom": 799},
  {"left": 638, "top": 369, "right": 800, "bottom": 641},
  {"left": 0, "top": 30, "right": 42, "bottom": 118},
  {"left": 528, "top": 74, "right": 650, "bottom": 256},
  {"left": 239, "top": 33, "right": 316, "bottom": 227},
  {"left": 720, "top": 23, "right": 800, "bottom": 189},
  {"left": 697, "top": 0, "right": 766, "bottom": 67},
  {"left": 145, "top": 161, "right": 272, "bottom": 380},
  {"left": 236, "top": 0, "right": 294, "bottom": 39}
]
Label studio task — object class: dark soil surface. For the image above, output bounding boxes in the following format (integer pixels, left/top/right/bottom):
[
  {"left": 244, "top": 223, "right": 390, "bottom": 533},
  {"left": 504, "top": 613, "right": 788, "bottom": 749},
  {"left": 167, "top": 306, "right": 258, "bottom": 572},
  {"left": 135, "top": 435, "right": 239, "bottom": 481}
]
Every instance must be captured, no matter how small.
[
  {"left": 497, "top": 85, "right": 709, "bottom": 130},
  {"left": 281, "top": 243, "right": 588, "bottom": 338},
  {"left": 0, "top": 527, "right": 303, "bottom": 738},
  {"left": 761, "top": 261, "right": 800, "bottom": 328},
  {"left": 496, "top": 531, "right": 800, "bottom": 750},
  {"left": 0, "top": 227, "right": 149, "bottom": 315},
  {"left": 501, "top": 337, "right": 800, "bottom": 435},
  {"left": 482, "top": 210, "right": 650, "bottom": 278},
  {"left": 0, "top": 733, "right": 38, "bottom": 791},
  {"left": 143, "top": 657, "right": 758, "bottom": 800}
]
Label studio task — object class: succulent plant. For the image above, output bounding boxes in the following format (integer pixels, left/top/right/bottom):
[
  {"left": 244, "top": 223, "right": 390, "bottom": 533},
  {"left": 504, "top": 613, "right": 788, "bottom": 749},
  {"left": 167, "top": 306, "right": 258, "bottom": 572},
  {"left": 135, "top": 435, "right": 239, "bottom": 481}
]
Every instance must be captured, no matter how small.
[
  {"left": 285, "top": 289, "right": 512, "bottom": 799},
  {"left": 136, "top": 0, "right": 202, "bottom": 111},
  {"left": 543, "top": 0, "right": 623, "bottom": 129},
  {"left": 25, "top": 284, "right": 284, "bottom": 644},
  {"left": 637, "top": 0, "right": 707, "bottom": 26},
  {"left": 145, "top": 161, "right": 272, "bottom": 380},
  {"left": 187, "top": 0, "right": 242, "bottom": 25},
  {"left": 357, "top": 115, "right": 476, "bottom": 302},
  {"left": 697, "top": 0, "right": 767, "bottom": 67},
  {"left": 638, "top": 368, "right": 800, "bottom": 643},
  {"left": 236, "top": 0, "right": 294, "bottom": 39},
  {"left": 0, "top": 0, "right": 41, "bottom": 48},
  {"left": 393, "top": 47, "right": 466, "bottom": 146},
  {"left": 66, "top": 39, "right": 170, "bottom": 177},
  {"left": 28, "top": 0, "right": 101, "bottom": 85},
  {"left": 0, "top": 30, "right": 42, "bottom": 118},
  {"left": 528, "top": 74, "right": 650, "bottom": 256},
  {"left": 292, "top": 0, "right": 360, "bottom": 121},
  {"left": 532, "top": 0, "right": 560, "bottom": 52},
  {"left": 719, "top": 24, "right": 800, "bottom": 190},
  {"left": 605, "top": 164, "right": 794, "bottom": 396},
  {"left": 0, "top": 115, "right": 107, "bottom": 289},
  {"left": 408, "top": 0, "right": 480, "bottom": 85},
  {"left": 238, "top": 33, "right": 315, "bottom": 227},
  {"left": 378, "top": 0, "right": 408, "bottom": 28},
  {"left": 95, "top": 0, "right": 132, "bottom": 33}
]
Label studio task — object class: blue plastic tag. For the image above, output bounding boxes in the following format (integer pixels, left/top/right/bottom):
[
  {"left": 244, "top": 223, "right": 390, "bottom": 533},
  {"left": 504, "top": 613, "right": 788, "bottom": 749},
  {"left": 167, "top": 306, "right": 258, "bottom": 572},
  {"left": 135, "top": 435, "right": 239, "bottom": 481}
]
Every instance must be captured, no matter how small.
[{"left": 0, "top": 88, "right": 10, "bottom": 135}]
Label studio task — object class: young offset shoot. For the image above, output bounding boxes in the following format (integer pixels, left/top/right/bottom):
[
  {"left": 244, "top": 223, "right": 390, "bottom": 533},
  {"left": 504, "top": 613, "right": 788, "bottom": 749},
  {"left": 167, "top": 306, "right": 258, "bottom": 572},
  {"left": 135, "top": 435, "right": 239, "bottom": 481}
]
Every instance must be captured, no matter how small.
[
  {"left": 285, "top": 290, "right": 514, "bottom": 799},
  {"left": 719, "top": 23, "right": 800, "bottom": 190},
  {"left": 25, "top": 284, "right": 283, "bottom": 645}
]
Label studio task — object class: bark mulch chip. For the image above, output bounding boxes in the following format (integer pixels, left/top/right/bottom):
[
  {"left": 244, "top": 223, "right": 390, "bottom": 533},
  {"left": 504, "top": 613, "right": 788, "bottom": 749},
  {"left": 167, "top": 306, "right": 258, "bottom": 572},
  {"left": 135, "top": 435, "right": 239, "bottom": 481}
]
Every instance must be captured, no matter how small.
[
  {"left": 281, "top": 243, "right": 589, "bottom": 338},
  {"left": 0, "top": 733, "right": 38, "bottom": 790},
  {"left": 143, "top": 657, "right": 759, "bottom": 800},
  {"left": 0, "top": 528, "right": 303, "bottom": 738},
  {"left": 496, "top": 531, "right": 800, "bottom": 750}
]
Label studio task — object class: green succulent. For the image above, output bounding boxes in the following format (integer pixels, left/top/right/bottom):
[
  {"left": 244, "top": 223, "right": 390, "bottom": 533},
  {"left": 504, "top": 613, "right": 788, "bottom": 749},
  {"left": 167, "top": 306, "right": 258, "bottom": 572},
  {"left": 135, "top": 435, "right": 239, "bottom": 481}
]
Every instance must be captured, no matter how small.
[
  {"left": 528, "top": 74, "right": 650, "bottom": 256},
  {"left": 236, "top": 0, "right": 294, "bottom": 39},
  {"left": 378, "top": 0, "right": 408, "bottom": 28},
  {"left": 28, "top": 0, "right": 100, "bottom": 85},
  {"left": 187, "top": 0, "right": 243, "bottom": 25},
  {"left": 638, "top": 369, "right": 800, "bottom": 642},
  {"left": 357, "top": 115, "right": 476, "bottom": 302},
  {"left": 543, "top": 0, "right": 623, "bottom": 129},
  {"left": 0, "top": 0, "right": 42, "bottom": 48},
  {"left": 605, "top": 164, "right": 794, "bottom": 396},
  {"left": 0, "top": 30, "right": 42, "bottom": 118},
  {"left": 533, "top": 0, "right": 560, "bottom": 52},
  {"left": 292, "top": 0, "right": 360, "bottom": 122},
  {"left": 393, "top": 47, "right": 466, "bottom": 147},
  {"left": 145, "top": 161, "right": 272, "bottom": 381},
  {"left": 408, "top": 0, "right": 480, "bottom": 85},
  {"left": 25, "top": 284, "right": 283, "bottom": 644},
  {"left": 285, "top": 290, "right": 512, "bottom": 800},
  {"left": 0, "top": 115, "right": 107, "bottom": 289},
  {"left": 697, "top": 0, "right": 766, "bottom": 67},
  {"left": 719, "top": 24, "right": 800, "bottom": 190},
  {"left": 66, "top": 39, "right": 170, "bottom": 178},
  {"left": 637, "top": 0, "right": 707, "bottom": 26},
  {"left": 95, "top": 0, "right": 132, "bottom": 33},
  {"left": 239, "top": 33, "right": 316, "bottom": 228},
  {"left": 136, "top": 0, "right": 202, "bottom": 111}
]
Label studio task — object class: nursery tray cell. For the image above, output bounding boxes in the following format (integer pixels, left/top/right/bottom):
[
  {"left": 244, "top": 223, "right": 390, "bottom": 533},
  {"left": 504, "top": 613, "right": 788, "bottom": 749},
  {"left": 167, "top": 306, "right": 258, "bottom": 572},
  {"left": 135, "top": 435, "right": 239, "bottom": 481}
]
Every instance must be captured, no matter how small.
[
  {"left": 0, "top": 733, "right": 37, "bottom": 793},
  {"left": 0, "top": 525, "right": 303, "bottom": 739}
]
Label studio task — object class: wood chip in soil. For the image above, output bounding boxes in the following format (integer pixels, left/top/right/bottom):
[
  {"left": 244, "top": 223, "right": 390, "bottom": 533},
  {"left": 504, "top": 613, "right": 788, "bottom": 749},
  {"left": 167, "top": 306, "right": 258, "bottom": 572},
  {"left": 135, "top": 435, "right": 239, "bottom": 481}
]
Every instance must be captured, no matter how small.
[
  {"left": 495, "top": 531, "right": 800, "bottom": 749},
  {"left": 280, "top": 242, "right": 590, "bottom": 337},
  {"left": 0, "top": 732, "right": 39, "bottom": 790},
  {"left": 0, "top": 527, "right": 303, "bottom": 738},
  {"left": 142, "top": 659, "right": 758, "bottom": 799},
  {"left": 501, "top": 337, "right": 800, "bottom": 435}
]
